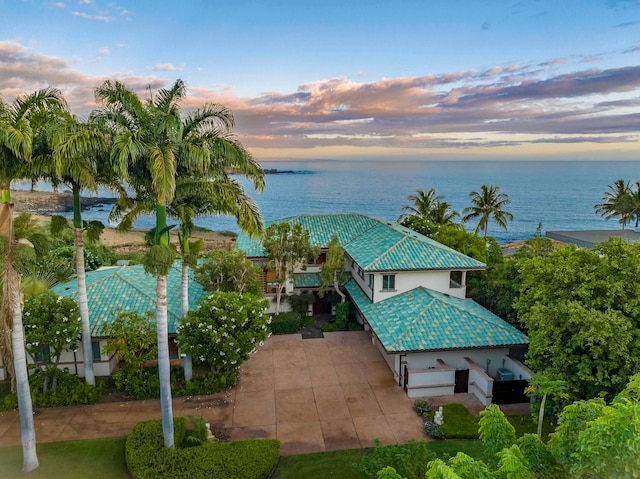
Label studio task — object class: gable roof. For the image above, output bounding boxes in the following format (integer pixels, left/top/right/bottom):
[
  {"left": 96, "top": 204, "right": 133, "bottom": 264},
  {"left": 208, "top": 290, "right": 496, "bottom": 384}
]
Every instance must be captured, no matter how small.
[
  {"left": 345, "top": 280, "right": 528, "bottom": 352},
  {"left": 51, "top": 262, "right": 206, "bottom": 336},
  {"left": 237, "top": 214, "right": 484, "bottom": 272}
]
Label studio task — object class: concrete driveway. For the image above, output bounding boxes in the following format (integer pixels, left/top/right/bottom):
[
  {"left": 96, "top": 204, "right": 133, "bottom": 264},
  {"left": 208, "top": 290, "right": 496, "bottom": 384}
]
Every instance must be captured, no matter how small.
[{"left": 0, "top": 331, "right": 424, "bottom": 455}]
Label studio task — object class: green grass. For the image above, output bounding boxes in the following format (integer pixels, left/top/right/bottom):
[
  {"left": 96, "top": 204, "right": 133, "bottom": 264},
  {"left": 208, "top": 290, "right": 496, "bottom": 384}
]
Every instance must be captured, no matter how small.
[
  {"left": 0, "top": 437, "right": 129, "bottom": 479},
  {"left": 271, "top": 440, "right": 486, "bottom": 479},
  {"left": 437, "top": 404, "right": 553, "bottom": 441}
]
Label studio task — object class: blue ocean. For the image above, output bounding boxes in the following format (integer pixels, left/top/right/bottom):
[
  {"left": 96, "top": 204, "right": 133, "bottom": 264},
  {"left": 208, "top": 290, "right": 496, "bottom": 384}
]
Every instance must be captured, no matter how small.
[{"left": 56, "top": 160, "right": 640, "bottom": 244}]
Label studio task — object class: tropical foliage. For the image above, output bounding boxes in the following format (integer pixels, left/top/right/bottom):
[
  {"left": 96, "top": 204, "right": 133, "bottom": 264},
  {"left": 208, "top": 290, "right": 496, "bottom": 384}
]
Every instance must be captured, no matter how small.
[
  {"left": 23, "top": 291, "right": 81, "bottom": 392},
  {"left": 462, "top": 185, "right": 513, "bottom": 237},
  {"left": 194, "top": 249, "right": 263, "bottom": 295},
  {"left": 399, "top": 188, "right": 459, "bottom": 225},
  {"left": 177, "top": 292, "right": 269, "bottom": 373},
  {"left": 263, "top": 222, "right": 319, "bottom": 314},
  {"left": 516, "top": 238, "right": 640, "bottom": 411},
  {"left": 595, "top": 178, "right": 640, "bottom": 228},
  {"left": 318, "top": 235, "right": 346, "bottom": 302}
]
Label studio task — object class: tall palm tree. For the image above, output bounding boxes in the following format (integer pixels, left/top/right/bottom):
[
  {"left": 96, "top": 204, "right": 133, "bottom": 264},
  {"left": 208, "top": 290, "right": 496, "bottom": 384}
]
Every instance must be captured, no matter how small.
[
  {"left": 462, "top": 185, "right": 514, "bottom": 237},
  {"left": 28, "top": 111, "right": 108, "bottom": 386},
  {"left": 595, "top": 179, "right": 634, "bottom": 229},
  {"left": 399, "top": 188, "right": 445, "bottom": 219},
  {"left": 428, "top": 201, "right": 460, "bottom": 226},
  {"left": 105, "top": 99, "right": 264, "bottom": 383},
  {"left": 0, "top": 87, "right": 65, "bottom": 472},
  {"left": 94, "top": 79, "right": 184, "bottom": 448}
]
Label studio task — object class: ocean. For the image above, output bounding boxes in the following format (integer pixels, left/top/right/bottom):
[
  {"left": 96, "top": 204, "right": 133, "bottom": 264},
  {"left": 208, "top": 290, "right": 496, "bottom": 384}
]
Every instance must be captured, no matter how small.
[{"left": 48, "top": 160, "right": 640, "bottom": 244}]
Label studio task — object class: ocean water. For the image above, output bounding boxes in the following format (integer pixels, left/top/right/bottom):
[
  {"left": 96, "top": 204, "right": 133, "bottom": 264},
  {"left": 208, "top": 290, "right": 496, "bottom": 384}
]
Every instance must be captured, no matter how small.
[{"left": 47, "top": 160, "right": 640, "bottom": 244}]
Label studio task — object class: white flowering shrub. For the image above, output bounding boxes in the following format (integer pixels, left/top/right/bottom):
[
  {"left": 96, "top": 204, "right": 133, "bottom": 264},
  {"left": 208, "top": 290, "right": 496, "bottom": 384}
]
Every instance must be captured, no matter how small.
[
  {"left": 23, "top": 291, "right": 81, "bottom": 392},
  {"left": 177, "top": 291, "right": 270, "bottom": 373}
]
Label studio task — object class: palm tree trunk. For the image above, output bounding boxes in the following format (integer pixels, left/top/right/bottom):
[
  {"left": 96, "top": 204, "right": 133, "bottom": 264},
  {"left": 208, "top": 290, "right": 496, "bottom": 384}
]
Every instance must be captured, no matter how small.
[
  {"left": 74, "top": 226, "right": 95, "bottom": 386},
  {"left": 181, "top": 260, "right": 189, "bottom": 318},
  {"left": 180, "top": 259, "right": 193, "bottom": 381},
  {"left": 0, "top": 199, "right": 15, "bottom": 391},
  {"left": 334, "top": 271, "right": 345, "bottom": 303},
  {"left": 1, "top": 201, "right": 39, "bottom": 472},
  {"left": 156, "top": 275, "right": 174, "bottom": 448}
]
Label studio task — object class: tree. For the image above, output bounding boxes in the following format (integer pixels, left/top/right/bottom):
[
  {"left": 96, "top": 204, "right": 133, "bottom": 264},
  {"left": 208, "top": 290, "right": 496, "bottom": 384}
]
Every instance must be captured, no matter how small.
[
  {"left": 399, "top": 188, "right": 460, "bottom": 225},
  {"left": 177, "top": 292, "right": 269, "bottom": 373},
  {"left": 0, "top": 87, "right": 65, "bottom": 473},
  {"left": 23, "top": 291, "right": 81, "bottom": 392},
  {"left": 400, "top": 188, "right": 445, "bottom": 219},
  {"left": 594, "top": 179, "right": 634, "bottom": 229},
  {"left": 525, "top": 374, "right": 567, "bottom": 440},
  {"left": 29, "top": 111, "right": 108, "bottom": 386},
  {"left": 318, "top": 235, "right": 346, "bottom": 303},
  {"left": 263, "top": 222, "right": 319, "bottom": 315},
  {"left": 94, "top": 79, "right": 187, "bottom": 448},
  {"left": 194, "top": 249, "right": 262, "bottom": 295},
  {"left": 462, "top": 185, "right": 514, "bottom": 237},
  {"left": 516, "top": 239, "right": 640, "bottom": 409}
]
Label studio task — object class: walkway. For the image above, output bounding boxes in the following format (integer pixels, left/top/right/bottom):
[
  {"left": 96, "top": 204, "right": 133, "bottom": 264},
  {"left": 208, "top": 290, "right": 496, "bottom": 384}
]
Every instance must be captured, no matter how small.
[{"left": 0, "top": 331, "right": 424, "bottom": 455}]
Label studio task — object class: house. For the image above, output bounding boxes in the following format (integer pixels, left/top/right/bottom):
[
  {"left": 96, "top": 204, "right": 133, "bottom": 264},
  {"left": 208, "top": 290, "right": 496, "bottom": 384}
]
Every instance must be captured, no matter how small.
[
  {"left": 237, "top": 214, "right": 532, "bottom": 405},
  {"left": 0, "top": 262, "right": 206, "bottom": 380}
]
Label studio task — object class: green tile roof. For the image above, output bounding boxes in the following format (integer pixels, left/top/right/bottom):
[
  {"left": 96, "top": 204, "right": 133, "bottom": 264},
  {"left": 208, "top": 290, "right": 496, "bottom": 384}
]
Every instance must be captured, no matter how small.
[
  {"left": 237, "top": 214, "right": 484, "bottom": 271},
  {"left": 51, "top": 262, "right": 206, "bottom": 336},
  {"left": 345, "top": 280, "right": 528, "bottom": 352},
  {"left": 293, "top": 273, "right": 321, "bottom": 288}
]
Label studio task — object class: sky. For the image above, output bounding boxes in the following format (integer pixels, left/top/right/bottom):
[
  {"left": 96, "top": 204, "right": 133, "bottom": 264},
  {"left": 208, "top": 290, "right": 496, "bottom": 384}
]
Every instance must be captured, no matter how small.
[{"left": 1, "top": 0, "right": 640, "bottom": 161}]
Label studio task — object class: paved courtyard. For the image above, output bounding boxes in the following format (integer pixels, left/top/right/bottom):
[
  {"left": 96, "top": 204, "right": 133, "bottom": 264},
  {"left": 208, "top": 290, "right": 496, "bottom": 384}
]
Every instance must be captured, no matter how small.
[{"left": 0, "top": 331, "right": 424, "bottom": 455}]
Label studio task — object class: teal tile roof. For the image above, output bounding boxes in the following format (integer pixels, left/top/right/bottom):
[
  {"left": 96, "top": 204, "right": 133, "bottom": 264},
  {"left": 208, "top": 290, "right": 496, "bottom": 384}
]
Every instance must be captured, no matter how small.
[
  {"left": 51, "top": 262, "right": 206, "bottom": 336},
  {"left": 237, "top": 214, "right": 484, "bottom": 271},
  {"left": 293, "top": 273, "right": 321, "bottom": 288},
  {"left": 344, "top": 280, "right": 528, "bottom": 352}
]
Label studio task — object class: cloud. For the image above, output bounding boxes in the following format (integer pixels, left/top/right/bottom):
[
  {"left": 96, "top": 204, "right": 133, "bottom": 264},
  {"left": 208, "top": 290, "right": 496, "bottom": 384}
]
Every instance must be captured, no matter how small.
[
  {"left": 614, "top": 19, "right": 640, "bottom": 27},
  {"left": 152, "top": 63, "right": 182, "bottom": 71},
  {"left": 71, "top": 11, "right": 112, "bottom": 22},
  {"left": 1, "top": 40, "right": 639, "bottom": 157},
  {"left": 56, "top": 2, "right": 65, "bottom": 7},
  {"left": 539, "top": 58, "right": 566, "bottom": 66},
  {"left": 96, "top": 47, "right": 110, "bottom": 56},
  {"left": 481, "top": 21, "right": 490, "bottom": 30}
]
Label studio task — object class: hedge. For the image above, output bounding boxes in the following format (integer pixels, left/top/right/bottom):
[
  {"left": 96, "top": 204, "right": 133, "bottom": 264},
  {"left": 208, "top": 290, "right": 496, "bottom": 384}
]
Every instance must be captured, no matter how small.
[
  {"left": 126, "top": 418, "right": 280, "bottom": 479},
  {"left": 269, "top": 311, "right": 301, "bottom": 334}
]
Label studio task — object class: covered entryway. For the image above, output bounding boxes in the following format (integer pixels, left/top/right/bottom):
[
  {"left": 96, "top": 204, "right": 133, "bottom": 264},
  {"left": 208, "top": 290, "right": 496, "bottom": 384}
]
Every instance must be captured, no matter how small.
[
  {"left": 454, "top": 369, "right": 469, "bottom": 393},
  {"left": 312, "top": 291, "right": 332, "bottom": 315}
]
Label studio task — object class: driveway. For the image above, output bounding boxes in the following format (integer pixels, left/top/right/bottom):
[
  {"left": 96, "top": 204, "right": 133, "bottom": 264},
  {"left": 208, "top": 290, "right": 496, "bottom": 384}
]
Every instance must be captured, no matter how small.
[{"left": 0, "top": 331, "right": 424, "bottom": 455}]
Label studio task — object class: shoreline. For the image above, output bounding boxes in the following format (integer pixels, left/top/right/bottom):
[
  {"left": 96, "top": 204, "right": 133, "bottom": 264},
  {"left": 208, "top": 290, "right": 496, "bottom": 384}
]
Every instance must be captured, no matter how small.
[{"left": 10, "top": 189, "right": 235, "bottom": 254}]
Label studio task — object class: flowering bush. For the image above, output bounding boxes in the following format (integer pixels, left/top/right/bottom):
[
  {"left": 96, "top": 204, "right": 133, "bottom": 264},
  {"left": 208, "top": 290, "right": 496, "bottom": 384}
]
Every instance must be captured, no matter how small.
[
  {"left": 177, "top": 292, "right": 269, "bottom": 374},
  {"left": 23, "top": 291, "right": 81, "bottom": 392}
]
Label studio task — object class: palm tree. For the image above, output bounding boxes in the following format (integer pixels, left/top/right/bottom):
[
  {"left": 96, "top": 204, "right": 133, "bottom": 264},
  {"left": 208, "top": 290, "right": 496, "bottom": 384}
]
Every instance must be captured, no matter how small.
[
  {"left": 104, "top": 98, "right": 264, "bottom": 383},
  {"left": 595, "top": 179, "right": 634, "bottom": 229},
  {"left": 462, "top": 185, "right": 514, "bottom": 238},
  {"left": 399, "top": 188, "right": 445, "bottom": 219},
  {"left": 428, "top": 201, "right": 460, "bottom": 226},
  {"left": 94, "top": 79, "right": 185, "bottom": 448},
  {"left": 0, "top": 87, "right": 65, "bottom": 472},
  {"left": 29, "top": 111, "right": 108, "bottom": 386}
]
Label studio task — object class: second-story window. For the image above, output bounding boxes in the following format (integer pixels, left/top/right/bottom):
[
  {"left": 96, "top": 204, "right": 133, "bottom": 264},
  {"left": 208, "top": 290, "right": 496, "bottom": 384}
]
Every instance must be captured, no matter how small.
[
  {"left": 382, "top": 274, "right": 396, "bottom": 291},
  {"left": 357, "top": 267, "right": 364, "bottom": 279},
  {"left": 368, "top": 274, "right": 374, "bottom": 289}
]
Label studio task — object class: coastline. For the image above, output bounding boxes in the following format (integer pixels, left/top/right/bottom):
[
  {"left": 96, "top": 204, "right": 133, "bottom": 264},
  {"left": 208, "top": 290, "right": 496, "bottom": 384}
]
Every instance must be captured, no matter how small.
[{"left": 10, "top": 189, "right": 235, "bottom": 254}]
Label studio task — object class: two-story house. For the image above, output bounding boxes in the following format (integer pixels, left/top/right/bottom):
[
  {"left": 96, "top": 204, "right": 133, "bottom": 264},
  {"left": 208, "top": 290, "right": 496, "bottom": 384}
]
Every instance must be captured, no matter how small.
[{"left": 237, "top": 214, "right": 532, "bottom": 405}]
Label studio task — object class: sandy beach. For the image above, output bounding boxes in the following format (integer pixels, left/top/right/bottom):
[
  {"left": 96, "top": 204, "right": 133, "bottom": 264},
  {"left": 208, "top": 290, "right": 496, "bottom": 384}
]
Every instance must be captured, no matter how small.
[{"left": 10, "top": 189, "right": 236, "bottom": 254}]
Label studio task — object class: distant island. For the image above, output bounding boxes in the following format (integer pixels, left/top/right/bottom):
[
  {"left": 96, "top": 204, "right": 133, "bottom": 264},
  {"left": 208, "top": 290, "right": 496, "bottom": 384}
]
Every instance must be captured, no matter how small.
[{"left": 263, "top": 168, "right": 295, "bottom": 174}]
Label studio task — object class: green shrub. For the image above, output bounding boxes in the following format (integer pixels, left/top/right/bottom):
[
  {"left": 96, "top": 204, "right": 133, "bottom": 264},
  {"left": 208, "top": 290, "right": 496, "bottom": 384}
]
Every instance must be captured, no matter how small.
[
  {"left": 126, "top": 418, "right": 280, "bottom": 479},
  {"left": 173, "top": 370, "right": 237, "bottom": 397},
  {"left": 2, "top": 369, "right": 102, "bottom": 409},
  {"left": 269, "top": 312, "right": 301, "bottom": 334},
  {"left": 320, "top": 322, "right": 340, "bottom": 332},
  {"left": 356, "top": 439, "right": 436, "bottom": 479},
  {"left": 335, "top": 302, "right": 349, "bottom": 329}
]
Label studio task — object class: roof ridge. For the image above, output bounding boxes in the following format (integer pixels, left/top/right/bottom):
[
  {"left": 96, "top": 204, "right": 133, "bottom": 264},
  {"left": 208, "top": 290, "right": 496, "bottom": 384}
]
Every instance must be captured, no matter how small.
[
  {"left": 83, "top": 266, "right": 127, "bottom": 292},
  {"left": 389, "top": 288, "right": 435, "bottom": 349},
  {"left": 365, "top": 232, "right": 411, "bottom": 270},
  {"left": 342, "top": 216, "right": 379, "bottom": 248}
]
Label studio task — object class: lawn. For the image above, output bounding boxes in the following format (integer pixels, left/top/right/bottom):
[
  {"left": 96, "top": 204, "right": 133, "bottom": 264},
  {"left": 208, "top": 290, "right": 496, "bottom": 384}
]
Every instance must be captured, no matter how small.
[
  {"left": 0, "top": 437, "right": 129, "bottom": 479},
  {"left": 271, "top": 440, "right": 486, "bottom": 479},
  {"left": 0, "top": 437, "right": 486, "bottom": 479}
]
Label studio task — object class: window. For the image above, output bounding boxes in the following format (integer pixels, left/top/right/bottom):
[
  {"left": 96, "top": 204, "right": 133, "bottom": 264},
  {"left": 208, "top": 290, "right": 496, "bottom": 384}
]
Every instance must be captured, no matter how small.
[
  {"left": 382, "top": 274, "right": 396, "bottom": 291},
  {"left": 35, "top": 344, "right": 51, "bottom": 363},
  {"left": 357, "top": 267, "right": 364, "bottom": 279},
  {"left": 368, "top": 274, "right": 374, "bottom": 289},
  {"left": 91, "top": 341, "right": 101, "bottom": 361}
]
